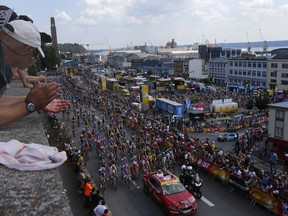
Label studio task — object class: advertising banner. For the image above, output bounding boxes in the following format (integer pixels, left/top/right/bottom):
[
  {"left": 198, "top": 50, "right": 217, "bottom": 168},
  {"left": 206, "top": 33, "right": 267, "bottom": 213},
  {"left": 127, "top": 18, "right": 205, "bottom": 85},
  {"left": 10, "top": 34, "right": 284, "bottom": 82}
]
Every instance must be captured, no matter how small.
[{"left": 101, "top": 76, "right": 107, "bottom": 91}]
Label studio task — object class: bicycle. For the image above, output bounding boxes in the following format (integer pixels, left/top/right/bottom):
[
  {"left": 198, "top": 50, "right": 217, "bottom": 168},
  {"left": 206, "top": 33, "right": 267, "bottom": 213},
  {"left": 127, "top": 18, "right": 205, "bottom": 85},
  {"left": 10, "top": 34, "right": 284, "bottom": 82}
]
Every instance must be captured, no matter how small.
[
  {"left": 110, "top": 174, "right": 118, "bottom": 191},
  {"left": 122, "top": 174, "right": 131, "bottom": 189}
]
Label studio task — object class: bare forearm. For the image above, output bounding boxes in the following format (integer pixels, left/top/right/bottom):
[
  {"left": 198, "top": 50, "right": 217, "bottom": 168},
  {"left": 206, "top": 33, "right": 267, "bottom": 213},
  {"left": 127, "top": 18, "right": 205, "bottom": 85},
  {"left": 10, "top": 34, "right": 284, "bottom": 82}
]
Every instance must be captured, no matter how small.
[
  {"left": 0, "top": 95, "right": 26, "bottom": 105},
  {"left": 0, "top": 101, "right": 30, "bottom": 127}
]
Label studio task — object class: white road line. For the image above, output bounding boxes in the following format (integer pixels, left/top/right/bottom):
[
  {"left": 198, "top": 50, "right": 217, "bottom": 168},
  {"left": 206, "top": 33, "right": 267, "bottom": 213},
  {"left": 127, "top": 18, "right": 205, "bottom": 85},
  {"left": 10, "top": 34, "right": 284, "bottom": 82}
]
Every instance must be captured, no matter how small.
[
  {"left": 201, "top": 196, "right": 215, "bottom": 207},
  {"left": 129, "top": 178, "right": 140, "bottom": 189}
]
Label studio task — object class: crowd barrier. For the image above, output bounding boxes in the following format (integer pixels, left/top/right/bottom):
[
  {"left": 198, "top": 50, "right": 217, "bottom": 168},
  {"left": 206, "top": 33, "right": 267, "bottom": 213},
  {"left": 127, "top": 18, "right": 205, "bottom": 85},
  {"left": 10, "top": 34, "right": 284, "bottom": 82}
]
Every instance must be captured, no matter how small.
[{"left": 191, "top": 154, "right": 288, "bottom": 216}]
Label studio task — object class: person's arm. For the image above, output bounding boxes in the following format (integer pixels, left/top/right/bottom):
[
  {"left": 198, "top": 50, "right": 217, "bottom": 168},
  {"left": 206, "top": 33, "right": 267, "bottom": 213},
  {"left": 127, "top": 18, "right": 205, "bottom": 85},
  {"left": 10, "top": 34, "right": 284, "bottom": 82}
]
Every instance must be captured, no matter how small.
[
  {"left": 0, "top": 82, "right": 61, "bottom": 127},
  {"left": 0, "top": 100, "right": 29, "bottom": 126}
]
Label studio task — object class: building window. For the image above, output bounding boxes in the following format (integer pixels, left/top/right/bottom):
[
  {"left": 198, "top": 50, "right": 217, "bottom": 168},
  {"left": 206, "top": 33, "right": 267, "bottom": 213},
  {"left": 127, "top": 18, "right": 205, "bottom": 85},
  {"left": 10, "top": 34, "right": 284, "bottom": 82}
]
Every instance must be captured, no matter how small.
[
  {"left": 263, "top": 62, "right": 267, "bottom": 68},
  {"left": 276, "top": 110, "right": 284, "bottom": 121},
  {"left": 281, "top": 80, "right": 288, "bottom": 85},
  {"left": 229, "top": 70, "right": 233, "bottom": 75},
  {"left": 271, "top": 63, "right": 278, "bottom": 68},
  {"left": 258, "top": 62, "right": 262, "bottom": 67},
  {"left": 262, "top": 72, "right": 266, "bottom": 77},
  {"left": 253, "top": 62, "right": 257, "bottom": 68},
  {"left": 271, "top": 71, "right": 277, "bottom": 77},
  {"left": 257, "top": 72, "right": 261, "bottom": 77},
  {"left": 248, "top": 71, "right": 251, "bottom": 76},
  {"left": 239, "top": 62, "right": 242, "bottom": 67},
  {"left": 248, "top": 62, "right": 251, "bottom": 67},
  {"left": 275, "top": 127, "right": 284, "bottom": 138},
  {"left": 281, "top": 73, "right": 288, "bottom": 78},
  {"left": 243, "top": 62, "right": 247, "bottom": 67},
  {"left": 230, "top": 62, "right": 233, "bottom": 66},
  {"left": 243, "top": 71, "right": 247, "bottom": 76},
  {"left": 252, "top": 71, "right": 256, "bottom": 77},
  {"left": 282, "top": 63, "right": 288, "bottom": 69}
]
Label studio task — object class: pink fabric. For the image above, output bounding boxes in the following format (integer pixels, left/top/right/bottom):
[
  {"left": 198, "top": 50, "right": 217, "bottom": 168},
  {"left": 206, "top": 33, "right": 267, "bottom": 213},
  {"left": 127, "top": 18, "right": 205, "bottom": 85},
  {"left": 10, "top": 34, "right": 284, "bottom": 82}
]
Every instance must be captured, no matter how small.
[{"left": 0, "top": 139, "right": 67, "bottom": 171}]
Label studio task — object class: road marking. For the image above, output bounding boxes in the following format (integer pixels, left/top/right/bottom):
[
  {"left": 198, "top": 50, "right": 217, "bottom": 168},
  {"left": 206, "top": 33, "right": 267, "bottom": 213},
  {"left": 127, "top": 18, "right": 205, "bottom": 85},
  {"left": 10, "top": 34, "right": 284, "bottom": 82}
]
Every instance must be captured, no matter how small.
[
  {"left": 201, "top": 196, "right": 215, "bottom": 207},
  {"left": 129, "top": 178, "right": 140, "bottom": 189}
]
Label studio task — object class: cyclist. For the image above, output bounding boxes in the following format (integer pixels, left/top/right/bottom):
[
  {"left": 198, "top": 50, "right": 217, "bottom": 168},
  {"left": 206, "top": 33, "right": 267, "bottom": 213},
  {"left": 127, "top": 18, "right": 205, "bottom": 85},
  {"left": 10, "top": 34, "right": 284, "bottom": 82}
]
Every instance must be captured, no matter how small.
[
  {"left": 121, "top": 155, "right": 128, "bottom": 167},
  {"left": 131, "top": 161, "right": 140, "bottom": 177}
]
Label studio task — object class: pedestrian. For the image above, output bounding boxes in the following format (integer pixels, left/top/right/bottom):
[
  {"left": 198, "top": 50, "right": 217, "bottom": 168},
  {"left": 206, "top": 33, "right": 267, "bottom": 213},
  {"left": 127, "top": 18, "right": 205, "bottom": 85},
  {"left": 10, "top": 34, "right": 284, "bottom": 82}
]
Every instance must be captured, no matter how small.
[
  {"left": 84, "top": 177, "right": 94, "bottom": 208},
  {"left": 269, "top": 150, "right": 278, "bottom": 175},
  {"left": 93, "top": 200, "right": 108, "bottom": 216},
  {"left": 89, "top": 189, "right": 104, "bottom": 215}
]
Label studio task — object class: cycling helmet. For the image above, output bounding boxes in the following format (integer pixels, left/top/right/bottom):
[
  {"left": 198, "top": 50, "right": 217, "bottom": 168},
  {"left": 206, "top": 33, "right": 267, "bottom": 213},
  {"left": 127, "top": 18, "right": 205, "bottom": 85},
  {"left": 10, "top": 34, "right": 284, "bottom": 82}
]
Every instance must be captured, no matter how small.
[
  {"left": 181, "top": 165, "right": 187, "bottom": 170},
  {"left": 187, "top": 166, "right": 193, "bottom": 171}
]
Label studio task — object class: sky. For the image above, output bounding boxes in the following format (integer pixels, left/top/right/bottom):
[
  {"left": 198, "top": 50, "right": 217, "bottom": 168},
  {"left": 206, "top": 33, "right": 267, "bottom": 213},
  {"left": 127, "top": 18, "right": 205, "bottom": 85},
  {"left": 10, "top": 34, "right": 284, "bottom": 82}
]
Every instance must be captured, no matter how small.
[{"left": 2, "top": 0, "right": 288, "bottom": 50}]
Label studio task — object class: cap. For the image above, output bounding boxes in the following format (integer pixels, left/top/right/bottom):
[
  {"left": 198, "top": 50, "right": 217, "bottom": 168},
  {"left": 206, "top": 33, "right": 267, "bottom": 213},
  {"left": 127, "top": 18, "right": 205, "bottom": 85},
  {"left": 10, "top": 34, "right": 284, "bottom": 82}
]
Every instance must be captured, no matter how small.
[{"left": 2, "top": 19, "right": 45, "bottom": 57}]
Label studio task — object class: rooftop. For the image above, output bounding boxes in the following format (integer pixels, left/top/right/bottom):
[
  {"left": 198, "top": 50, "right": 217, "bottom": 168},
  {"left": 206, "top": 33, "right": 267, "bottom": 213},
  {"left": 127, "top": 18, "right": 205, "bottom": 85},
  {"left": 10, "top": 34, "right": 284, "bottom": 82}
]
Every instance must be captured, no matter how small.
[{"left": 268, "top": 101, "right": 288, "bottom": 109}]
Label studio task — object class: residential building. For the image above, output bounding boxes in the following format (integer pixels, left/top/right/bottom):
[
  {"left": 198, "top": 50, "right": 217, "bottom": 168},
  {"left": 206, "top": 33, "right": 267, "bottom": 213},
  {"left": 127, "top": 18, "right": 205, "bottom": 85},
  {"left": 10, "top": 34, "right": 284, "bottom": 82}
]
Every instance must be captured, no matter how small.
[
  {"left": 138, "top": 59, "right": 174, "bottom": 76},
  {"left": 227, "top": 56, "right": 267, "bottom": 88},
  {"left": 174, "top": 59, "right": 205, "bottom": 79},
  {"left": 267, "top": 48, "right": 288, "bottom": 91},
  {"left": 207, "top": 58, "right": 228, "bottom": 85},
  {"left": 199, "top": 45, "right": 222, "bottom": 63},
  {"left": 267, "top": 102, "right": 288, "bottom": 159}
]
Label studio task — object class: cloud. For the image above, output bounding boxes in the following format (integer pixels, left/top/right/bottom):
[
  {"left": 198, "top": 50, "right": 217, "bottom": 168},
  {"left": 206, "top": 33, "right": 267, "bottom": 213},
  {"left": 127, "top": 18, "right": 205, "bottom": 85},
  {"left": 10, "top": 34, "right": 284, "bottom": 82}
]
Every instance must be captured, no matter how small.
[
  {"left": 238, "top": 0, "right": 273, "bottom": 9},
  {"left": 55, "top": 11, "right": 72, "bottom": 23}
]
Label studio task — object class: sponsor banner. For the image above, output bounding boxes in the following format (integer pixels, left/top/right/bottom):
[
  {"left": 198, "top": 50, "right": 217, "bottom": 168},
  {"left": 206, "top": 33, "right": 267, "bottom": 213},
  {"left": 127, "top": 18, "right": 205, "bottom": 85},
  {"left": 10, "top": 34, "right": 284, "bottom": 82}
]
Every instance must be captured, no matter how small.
[
  {"left": 195, "top": 157, "right": 214, "bottom": 172},
  {"left": 101, "top": 77, "right": 107, "bottom": 91},
  {"left": 249, "top": 187, "right": 279, "bottom": 215},
  {"left": 228, "top": 175, "right": 250, "bottom": 195},
  {"left": 141, "top": 85, "right": 149, "bottom": 105}
]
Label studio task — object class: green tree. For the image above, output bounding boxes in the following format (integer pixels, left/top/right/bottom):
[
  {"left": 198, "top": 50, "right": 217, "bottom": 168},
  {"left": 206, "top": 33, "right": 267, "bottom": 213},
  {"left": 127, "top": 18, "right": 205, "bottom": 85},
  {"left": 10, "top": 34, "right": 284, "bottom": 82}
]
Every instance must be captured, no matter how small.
[
  {"left": 202, "top": 78, "right": 212, "bottom": 86},
  {"left": 245, "top": 99, "right": 254, "bottom": 110},
  {"left": 41, "top": 46, "right": 61, "bottom": 70},
  {"left": 255, "top": 96, "right": 270, "bottom": 110},
  {"left": 147, "top": 70, "right": 153, "bottom": 76}
]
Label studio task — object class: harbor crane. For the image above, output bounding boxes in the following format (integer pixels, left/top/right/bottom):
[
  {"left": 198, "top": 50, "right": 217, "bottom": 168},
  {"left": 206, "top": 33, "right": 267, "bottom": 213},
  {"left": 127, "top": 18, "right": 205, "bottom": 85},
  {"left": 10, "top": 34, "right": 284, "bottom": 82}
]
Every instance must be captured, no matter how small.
[{"left": 259, "top": 29, "right": 268, "bottom": 52}]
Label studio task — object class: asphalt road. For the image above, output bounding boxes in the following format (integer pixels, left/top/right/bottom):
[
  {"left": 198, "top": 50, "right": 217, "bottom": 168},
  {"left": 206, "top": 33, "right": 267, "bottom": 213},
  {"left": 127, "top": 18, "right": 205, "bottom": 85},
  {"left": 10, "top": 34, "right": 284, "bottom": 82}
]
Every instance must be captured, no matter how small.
[{"left": 48, "top": 75, "right": 275, "bottom": 216}]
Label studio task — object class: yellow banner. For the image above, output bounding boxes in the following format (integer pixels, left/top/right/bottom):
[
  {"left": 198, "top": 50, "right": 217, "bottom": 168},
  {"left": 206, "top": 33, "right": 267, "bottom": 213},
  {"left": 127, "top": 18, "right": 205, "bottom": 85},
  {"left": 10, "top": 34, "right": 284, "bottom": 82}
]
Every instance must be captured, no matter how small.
[
  {"left": 141, "top": 85, "right": 149, "bottom": 105},
  {"left": 101, "top": 77, "right": 107, "bottom": 91}
]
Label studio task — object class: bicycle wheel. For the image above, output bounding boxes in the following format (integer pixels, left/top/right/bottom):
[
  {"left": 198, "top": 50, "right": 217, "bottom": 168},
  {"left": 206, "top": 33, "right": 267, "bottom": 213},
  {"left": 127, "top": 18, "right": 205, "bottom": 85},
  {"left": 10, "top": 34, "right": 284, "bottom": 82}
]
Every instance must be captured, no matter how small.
[{"left": 127, "top": 176, "right": 130, "bottom": 190}]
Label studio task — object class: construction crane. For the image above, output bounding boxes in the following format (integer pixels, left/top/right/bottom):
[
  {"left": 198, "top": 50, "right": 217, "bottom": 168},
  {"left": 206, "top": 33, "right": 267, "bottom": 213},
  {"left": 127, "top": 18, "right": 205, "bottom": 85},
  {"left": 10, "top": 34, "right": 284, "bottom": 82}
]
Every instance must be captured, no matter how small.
[
  {"left": 246, "top": 32, "right": 251, "bottom": 53},
  {"left": 259, "top": 29, "right": 268, "bottom": 52},
  {"left": 202, "top": 34, "right": 212, "bottom": 47}
]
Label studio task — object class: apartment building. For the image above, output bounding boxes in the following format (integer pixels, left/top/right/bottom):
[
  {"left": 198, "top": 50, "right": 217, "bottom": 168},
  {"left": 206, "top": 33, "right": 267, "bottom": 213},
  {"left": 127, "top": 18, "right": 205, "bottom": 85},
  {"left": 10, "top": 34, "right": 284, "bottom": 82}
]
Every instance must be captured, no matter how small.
[
  {"left": 266, "top": 48, "right": 288, "bottom": 91},
  {"left": 267, "top": 101, "right": 288, "bottom": 159}
]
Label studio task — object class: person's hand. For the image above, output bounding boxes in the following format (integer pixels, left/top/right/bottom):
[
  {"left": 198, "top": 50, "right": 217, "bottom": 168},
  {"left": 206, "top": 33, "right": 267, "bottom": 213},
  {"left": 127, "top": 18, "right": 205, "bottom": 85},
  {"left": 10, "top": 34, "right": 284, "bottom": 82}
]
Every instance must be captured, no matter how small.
[
  {"left": 24, "top": 75, "right": 47, "bottom": 89},
  {"left": 25, "top": 82, "right": 61, "bottom": 111},
  {"left": 44, "top": 99, "right": 71, "bottom": 113}
]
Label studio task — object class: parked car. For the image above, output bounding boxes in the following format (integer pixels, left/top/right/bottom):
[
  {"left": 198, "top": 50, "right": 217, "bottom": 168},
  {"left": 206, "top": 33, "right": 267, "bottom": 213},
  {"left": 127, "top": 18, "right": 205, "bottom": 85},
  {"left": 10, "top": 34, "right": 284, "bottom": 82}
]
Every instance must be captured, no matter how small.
[
  {"left": 143, "top": 170, "right": 197, "bottom": 215},
  {"left": 217, "top": 132, "right": 238, "bottom": 142}
]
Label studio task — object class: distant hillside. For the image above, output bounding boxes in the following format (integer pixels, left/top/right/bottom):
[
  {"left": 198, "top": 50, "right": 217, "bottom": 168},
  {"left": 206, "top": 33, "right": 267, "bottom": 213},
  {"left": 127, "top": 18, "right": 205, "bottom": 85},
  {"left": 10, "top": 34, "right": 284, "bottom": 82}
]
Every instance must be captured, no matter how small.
[
  {"left": 58, "top": 43, "right": 87, "bottom": 54},
  {"left": 220, "top": 40, "right": 288, "bottom": 49},
  {"left": 178, "top": 40, "right": 288, "bottom": 50}
]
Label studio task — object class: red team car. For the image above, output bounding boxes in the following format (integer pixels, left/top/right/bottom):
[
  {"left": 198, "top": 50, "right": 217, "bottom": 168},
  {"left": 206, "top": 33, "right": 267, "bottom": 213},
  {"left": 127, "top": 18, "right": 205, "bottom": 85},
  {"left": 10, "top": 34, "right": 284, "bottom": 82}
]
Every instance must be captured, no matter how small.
[{"left": 143, "top": 170, "right": 197, "bottom": 215}]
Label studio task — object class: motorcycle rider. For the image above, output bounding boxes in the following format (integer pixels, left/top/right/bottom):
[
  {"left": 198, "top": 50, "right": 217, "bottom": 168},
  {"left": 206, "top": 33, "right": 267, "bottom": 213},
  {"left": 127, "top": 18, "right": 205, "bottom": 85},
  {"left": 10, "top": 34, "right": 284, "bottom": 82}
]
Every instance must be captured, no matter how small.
[{"left": 180, "top": 165, "right": 190, "bottom": 186}]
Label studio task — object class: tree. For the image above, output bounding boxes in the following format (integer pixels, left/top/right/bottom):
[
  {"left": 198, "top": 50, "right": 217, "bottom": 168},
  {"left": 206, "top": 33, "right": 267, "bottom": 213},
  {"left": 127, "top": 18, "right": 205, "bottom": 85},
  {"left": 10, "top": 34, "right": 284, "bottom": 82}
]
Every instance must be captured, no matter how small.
[
  {"left": 255, "top": 96, "right": 270, "bottom": 110},
  {"left": 147, "top": 70, "right": 153, "bottom": 76},
  {"left": 202, "top": 78, "right": 212, "bottom": 86},
  {"left": 245, "top": 99, "right": 254, "bottom": 110},
  {"left": 40, "top": 46, "right": 61, "bottom": 71}
]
